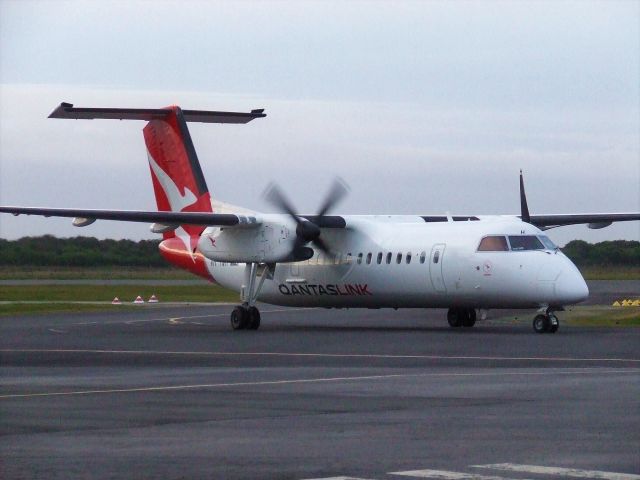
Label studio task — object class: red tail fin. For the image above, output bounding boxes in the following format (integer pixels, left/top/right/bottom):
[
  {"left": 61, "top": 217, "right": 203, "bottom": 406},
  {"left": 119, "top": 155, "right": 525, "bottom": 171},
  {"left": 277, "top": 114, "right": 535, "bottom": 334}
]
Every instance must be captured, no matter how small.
[
  {"left": 143, "top": 106, "right": 213, "bottom": 278},
  {"left": 144, "top": 106, "right": 213, "bottom": 220}
]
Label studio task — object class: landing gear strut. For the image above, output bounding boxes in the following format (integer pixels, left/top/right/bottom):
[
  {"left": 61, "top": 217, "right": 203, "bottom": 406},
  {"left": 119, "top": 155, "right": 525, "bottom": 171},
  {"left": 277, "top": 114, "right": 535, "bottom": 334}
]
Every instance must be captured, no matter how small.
[
  {"left": 447, "top": 307, "right": 476, "bottom": 328},
  {"left": 533, "top": 310, "right": 559, "bottom": 334},
  {"left": 230, "top": 263, "right": 272, "bottom": 331}
]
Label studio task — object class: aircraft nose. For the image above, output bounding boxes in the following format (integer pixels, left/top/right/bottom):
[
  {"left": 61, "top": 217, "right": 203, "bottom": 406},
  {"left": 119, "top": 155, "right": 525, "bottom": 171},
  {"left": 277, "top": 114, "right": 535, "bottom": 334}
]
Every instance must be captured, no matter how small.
[{"left": 555, "top": 269, "right": 589, "bottom": 305}]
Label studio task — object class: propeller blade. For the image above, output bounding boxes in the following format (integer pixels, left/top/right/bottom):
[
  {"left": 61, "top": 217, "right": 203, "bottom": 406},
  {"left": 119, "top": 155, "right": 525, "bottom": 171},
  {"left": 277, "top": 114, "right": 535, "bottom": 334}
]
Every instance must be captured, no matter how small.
[
  {"left": 520, "top": 170, "right": 531, "bottom": 224},
  {"left": 263, "top": 182, "right": 302, "bottom": 225},
  {"left": 316, "top": 177, "right": 349, "bottom": 218},
  {"left": 312, "top": 236, "right": 331, "bottom": 254}
]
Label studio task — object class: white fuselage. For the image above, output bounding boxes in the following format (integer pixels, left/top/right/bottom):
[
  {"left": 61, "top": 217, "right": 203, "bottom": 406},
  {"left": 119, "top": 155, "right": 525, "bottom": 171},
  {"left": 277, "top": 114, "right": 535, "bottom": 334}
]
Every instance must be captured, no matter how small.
[{"left": 200, "top": 215, "right": 589, "bottom": 310}]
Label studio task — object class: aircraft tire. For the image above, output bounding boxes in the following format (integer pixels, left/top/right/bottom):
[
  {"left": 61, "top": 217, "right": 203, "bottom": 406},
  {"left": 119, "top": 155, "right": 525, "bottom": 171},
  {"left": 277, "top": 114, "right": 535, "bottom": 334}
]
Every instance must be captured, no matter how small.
[
  {"left": 231, "top": 306, "right": 248, "bottom": 330},
  {"left": 548, "top": 314, "right": 559, "bottom": 333},
  {"left": 533, "top": 314, "right": 549, "bottom": 333},
  {"left": 462, "top": 308, "right": 477, "bottom": 327},
  {"left": 447, "top": 308, "right": 463, "bottom": 328},
  {"left": 247, "top": 306, "right": 261, "bottom": 330}
]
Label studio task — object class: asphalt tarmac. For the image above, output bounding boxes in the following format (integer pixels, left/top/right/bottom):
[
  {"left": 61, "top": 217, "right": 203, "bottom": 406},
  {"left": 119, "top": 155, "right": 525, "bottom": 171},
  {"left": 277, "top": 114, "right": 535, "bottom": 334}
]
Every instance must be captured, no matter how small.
[{"left": 1, "top": 305, "right": 639, "bottom": 480}]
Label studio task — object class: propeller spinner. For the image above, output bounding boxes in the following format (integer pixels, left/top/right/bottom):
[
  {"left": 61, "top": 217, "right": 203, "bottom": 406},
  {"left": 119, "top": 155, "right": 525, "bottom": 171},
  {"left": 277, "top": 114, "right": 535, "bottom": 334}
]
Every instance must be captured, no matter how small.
[{"left": 264, "top": 178, "right": 349, "bottom": 257}]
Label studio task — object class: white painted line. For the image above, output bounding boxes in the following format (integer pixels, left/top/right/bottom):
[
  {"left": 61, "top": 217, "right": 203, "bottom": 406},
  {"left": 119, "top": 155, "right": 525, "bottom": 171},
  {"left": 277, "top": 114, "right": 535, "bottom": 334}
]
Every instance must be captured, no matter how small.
[
  {"left": 390, "top": 469, "right": 526, "bottom": 479},
  {"left": 473, "top": 463, "right": 640, "bottom": 480},
  {"left": 1, "top": 348, "right": 638, "bottom": 363},
  {"left": 47, "top": 328, "right": 65, "bottom": 334},
  {"left": 1, "top": 368, "right": 638, "bottom": 400},
  {"left": 302, "top": 477, "right": 374, "bottom": 480},
  {"left": 76, "top": 307, "right": 310, "bottom": 326}
]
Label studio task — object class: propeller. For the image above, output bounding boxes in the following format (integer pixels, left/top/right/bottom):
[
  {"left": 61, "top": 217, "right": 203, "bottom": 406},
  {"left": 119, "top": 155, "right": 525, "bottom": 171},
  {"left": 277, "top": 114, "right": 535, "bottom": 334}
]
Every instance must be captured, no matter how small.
[
  {"left": 264, "top": 178, "right": 349, "bottom": 257},
  {"left": 519, "top": 169, "right": 531, "bottom": 224}
]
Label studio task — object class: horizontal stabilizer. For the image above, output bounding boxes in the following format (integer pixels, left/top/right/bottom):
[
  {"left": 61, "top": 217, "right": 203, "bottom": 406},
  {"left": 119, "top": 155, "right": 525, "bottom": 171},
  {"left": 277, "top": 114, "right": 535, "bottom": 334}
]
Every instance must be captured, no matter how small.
[{"left": 49, "top": 103, "right": 266, "bottom": 124}]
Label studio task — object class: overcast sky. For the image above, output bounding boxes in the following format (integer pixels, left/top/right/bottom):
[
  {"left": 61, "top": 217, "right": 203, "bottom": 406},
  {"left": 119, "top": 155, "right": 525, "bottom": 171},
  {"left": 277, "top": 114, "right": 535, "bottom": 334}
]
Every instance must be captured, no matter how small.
[{"left": 1, "top": 0, "right": 638, "bottom": 246}]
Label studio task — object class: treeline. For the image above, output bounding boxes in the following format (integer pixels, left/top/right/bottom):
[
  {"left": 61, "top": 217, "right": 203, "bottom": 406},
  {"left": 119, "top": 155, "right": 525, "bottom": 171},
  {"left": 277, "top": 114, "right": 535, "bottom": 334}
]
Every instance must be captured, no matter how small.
[
  {"left": 562, "top": 240, "right": 639, "bottom": 267},
  {"left": 0, "top": 235, "right": 167, "bottom": 267},
  {"left": 0, "top": 235, "right": 638, "bottom": 267}
]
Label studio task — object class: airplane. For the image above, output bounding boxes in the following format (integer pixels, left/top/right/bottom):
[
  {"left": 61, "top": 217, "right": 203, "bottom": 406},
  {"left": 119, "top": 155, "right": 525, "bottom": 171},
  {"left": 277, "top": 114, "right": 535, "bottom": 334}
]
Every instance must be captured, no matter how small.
[{"left": 1, "top": 102, "right": 639, "bottom": 334}]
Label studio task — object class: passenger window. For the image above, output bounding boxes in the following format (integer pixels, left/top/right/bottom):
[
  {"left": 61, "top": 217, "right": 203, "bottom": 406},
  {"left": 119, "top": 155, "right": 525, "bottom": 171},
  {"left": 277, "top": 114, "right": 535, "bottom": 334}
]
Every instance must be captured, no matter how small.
[
  {"left": 477, "top": 236, "right": 509, "bottom": 251},
  {"left": 509, "top": 235, "right": 544, "bottom": 251},
  {"left": 406, "top": 252, "right": 412, "bottom": 264},
  {"left": 366, "top": 253, "right": 372, "bottom": 264},
  {"left": 357, "top": 253, "right": 363, "bottom": 264},
  {"left": 420, "top": 251, "right": 426, "bottom": 264},
  {"left": 386, "top": 252, "right": 392, "bottom": 264},
  {"left": 377, "top": 252, "right": 383, "bottom": 264},
  {"left": 433, "top": 250, "right": 440, "bottom": 264},
  {"left": 396, "top": 253, "right": 402, "bottom": 264}
]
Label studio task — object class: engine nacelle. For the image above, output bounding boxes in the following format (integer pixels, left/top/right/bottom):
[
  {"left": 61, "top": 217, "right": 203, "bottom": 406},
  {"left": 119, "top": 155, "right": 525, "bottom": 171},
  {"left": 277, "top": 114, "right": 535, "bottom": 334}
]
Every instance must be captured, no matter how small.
[{"left": 197, "top": 220, "right": 313, "bottom": 263}]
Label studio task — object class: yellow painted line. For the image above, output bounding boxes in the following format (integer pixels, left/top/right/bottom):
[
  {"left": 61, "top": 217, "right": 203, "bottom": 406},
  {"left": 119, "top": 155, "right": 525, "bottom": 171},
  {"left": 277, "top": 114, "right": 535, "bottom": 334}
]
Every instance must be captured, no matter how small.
[{"left": 1, "top": 368, "right": 638, "bottom": 400}]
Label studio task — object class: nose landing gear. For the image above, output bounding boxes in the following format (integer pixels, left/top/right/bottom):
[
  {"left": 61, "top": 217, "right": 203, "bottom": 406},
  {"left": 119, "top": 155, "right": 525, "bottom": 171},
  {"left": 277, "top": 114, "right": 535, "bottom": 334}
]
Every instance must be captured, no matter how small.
[{"left": 533, "top": 310, "right": 559, "bottom": 334}]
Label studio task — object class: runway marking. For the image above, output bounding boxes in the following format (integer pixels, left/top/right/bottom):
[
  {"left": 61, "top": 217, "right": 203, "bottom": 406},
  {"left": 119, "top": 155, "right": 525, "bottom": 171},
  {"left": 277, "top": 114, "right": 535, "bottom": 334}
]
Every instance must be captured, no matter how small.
[
  {"left": 1, "top": 348, "right": 638, "bottom": 363},
  {"left": 391, "top": 469, "right": 528, "bottom": 479},
  {"left": 473, "top": 464, "right": 640, "bottom": 480},
  {"left": 47, "top": 328, "right": 66, "bottom": 334},
  {"left": 0, "top": 368, "right": 638, "bottom": 399},
  {"left": 75, "top": 308, "right": 310, "bottom": 326},
  {"left": 302, "top": 477, "right": 374, "bottom": 480}
]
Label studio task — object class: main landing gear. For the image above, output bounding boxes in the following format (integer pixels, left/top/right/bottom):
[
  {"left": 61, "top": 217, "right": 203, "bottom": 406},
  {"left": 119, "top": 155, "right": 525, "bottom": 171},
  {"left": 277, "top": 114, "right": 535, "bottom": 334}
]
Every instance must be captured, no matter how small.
[
  {"left": 447, "top": 307, "right": 477, "bottom": 328},
  {"left": 230, "top": 263, "right": 272, "bottom": 331},
  {"left": 533, "top": 309, "right": 559, "bottom": 334}
]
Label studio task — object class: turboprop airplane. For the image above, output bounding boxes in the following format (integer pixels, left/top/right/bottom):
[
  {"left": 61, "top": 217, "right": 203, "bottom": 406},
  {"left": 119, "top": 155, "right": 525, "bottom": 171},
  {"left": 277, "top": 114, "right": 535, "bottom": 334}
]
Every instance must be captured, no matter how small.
[{"left": 2, "top": 103, "right": 639, "bottom": 333}]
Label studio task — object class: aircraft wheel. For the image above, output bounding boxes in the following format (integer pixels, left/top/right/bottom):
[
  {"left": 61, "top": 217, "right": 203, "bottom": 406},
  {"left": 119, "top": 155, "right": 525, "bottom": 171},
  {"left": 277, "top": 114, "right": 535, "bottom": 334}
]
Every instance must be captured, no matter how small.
[
  {"left": 447, "top": 308, "right": 463, "bottom": 328},
  {"left": 548, "top": 314, "right": 559, "bottom": 333},
  {"left": 462, "top": 308, "right": 477, "bottom": 327},
  {"left": 247, "top": 306, "right": 261, "bottom": 330},
  {"left": 533, "top": 314, "right": 549, "bottom": 333},
  {"left": 230, "top": 306, "right": 248, "bottom": 330}
]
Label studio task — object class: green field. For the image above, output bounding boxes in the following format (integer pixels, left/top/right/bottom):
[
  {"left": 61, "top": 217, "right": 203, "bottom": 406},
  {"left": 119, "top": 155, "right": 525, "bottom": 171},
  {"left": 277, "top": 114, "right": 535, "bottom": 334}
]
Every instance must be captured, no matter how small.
[
  {"left": 577, "top": 266, "right": 639, "bottom": 280},
  {"left": 0, "top": 284, "right": 238, "bottom": 316},
  {"left": 562, "top": 305, "right": 640, "bottom": 327},
  {"left": 0, "top": 266, "right": 195, "bottom": 280}
]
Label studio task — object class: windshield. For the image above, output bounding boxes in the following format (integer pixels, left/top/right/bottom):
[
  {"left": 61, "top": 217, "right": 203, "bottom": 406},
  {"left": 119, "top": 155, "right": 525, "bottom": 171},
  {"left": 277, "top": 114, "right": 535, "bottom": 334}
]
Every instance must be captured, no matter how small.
[
  {"left": 508, "top": 235, "right": 545, "bottom": 251},
  {"left": 477, "top": 235, "right": 509, "bottom": 251},
  {"left": 538, "top": 235, "right": 558, "bottom": 250}
]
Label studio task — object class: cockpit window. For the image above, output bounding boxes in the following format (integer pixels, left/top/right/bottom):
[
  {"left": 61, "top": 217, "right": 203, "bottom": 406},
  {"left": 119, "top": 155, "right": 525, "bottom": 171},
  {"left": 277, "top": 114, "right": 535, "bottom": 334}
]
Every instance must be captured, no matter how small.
[
  {"left": 477, "top": 236, "right": 509, "bottom": 251},
  {"left": 538, "top": 235, "right": 558, "bottom": 250},
  {"left": 508, "top": 235, "right": 544, "bottom": 251}
]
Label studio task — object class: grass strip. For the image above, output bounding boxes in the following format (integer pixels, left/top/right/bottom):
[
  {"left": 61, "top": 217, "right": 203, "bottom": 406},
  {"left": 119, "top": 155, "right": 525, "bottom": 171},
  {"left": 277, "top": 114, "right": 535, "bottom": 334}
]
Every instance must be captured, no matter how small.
[
  {"left": 0, "top": 266, "right": 196, "bottom": 280},
  {"left": 0, "top": 284, "right": 237, "bottom": 304},
  {"left": 563, "top": 305, "right": 640, "bottom": 327}
]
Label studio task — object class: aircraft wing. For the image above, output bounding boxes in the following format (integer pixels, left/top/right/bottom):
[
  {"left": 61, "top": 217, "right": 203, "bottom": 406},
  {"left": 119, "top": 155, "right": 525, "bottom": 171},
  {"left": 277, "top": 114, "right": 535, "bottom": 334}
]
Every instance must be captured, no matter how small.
[
  {"left": 528, "top": 213, "right": 640, "bottom": 230},
  {"left": 0, "top": 206, "right": 242, "bottom": 226},
  {"left": 0, "top": 206, "right": 348, "bottom": 229}
]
